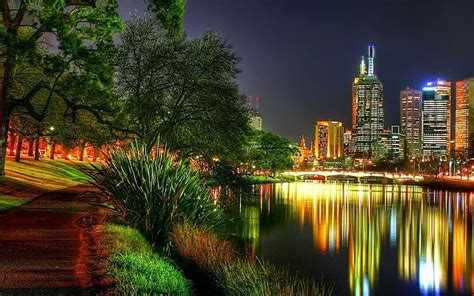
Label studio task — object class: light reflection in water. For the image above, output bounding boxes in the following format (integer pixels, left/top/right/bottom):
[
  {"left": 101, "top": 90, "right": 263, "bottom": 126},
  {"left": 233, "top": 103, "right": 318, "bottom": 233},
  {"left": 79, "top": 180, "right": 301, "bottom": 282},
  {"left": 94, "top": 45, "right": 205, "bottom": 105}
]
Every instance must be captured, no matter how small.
[{"left": 231, "top": 182, "right": 474, "bottom": 295}]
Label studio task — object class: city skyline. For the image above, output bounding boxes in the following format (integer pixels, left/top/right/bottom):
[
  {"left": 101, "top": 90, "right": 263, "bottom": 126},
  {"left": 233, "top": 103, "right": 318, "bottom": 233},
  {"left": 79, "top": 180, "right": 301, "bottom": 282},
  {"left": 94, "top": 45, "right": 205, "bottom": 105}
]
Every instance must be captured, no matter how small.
[{"left": 117, "top": 0, "right": 474, "bottom": 141}]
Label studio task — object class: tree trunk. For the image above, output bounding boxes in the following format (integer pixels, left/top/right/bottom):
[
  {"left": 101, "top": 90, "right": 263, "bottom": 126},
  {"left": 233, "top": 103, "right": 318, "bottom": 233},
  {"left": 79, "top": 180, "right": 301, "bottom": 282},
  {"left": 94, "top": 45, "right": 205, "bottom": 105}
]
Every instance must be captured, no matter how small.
[
  {"left": 50, "top": 143, "right": 56, "bottom": 160},
  {"left": 0, "top": 51, "right": 16, "bottom": 176},
  {"left": 34, "top": 137, "right": 40, "bottom": 160},
  {"left": 8, "top": 131, "right": 15, "bottom": 156},
  {"left": 92, "top": 147, "right": 98, "bottom": 162},
  {"left": 15, "top": 135, "right": 23, "bottom": 162},
  {"left": 0, "top": 115, "right": 9, "bottom": 175},
  {"left": 28, "top": 138, "right": 34, "bottom": 156},
  {"left": 79, "top": 145, "right": 85, "bottom": 161}
]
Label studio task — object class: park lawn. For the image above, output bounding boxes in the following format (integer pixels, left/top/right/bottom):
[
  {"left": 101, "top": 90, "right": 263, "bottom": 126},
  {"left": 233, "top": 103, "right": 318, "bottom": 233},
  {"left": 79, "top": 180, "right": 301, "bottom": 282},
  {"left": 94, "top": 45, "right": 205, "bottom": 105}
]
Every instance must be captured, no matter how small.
[
  {"left": 97, "top": 224, "right": 190, "bottom": 295},
  {"left": 0, "top": 159, "right": 93, "bottom": 212}
]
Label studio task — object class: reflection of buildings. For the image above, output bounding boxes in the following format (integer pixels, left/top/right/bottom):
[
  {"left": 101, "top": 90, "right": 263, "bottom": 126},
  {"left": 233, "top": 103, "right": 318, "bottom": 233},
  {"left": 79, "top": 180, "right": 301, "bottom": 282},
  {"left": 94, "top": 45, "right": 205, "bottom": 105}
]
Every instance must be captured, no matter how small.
[
  {"left": 314, "top": 120, "right": 344, "bottom": 159},
  {"left": 236, "top": 183, "right": 474, "bottom": 295}
]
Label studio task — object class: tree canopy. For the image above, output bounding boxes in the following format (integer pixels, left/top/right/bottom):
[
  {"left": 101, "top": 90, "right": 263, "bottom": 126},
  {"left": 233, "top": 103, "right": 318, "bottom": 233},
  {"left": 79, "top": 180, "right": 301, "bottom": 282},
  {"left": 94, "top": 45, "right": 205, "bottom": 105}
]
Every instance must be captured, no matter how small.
[
  {"left": 117, "top": 15, "right": 250, "bottom": 161},
  {"left": 0, "top": 0, "right": 123, "bottom": 174},
  {"left": 147, "top": 0, "right": 186, "bottom": 34}
]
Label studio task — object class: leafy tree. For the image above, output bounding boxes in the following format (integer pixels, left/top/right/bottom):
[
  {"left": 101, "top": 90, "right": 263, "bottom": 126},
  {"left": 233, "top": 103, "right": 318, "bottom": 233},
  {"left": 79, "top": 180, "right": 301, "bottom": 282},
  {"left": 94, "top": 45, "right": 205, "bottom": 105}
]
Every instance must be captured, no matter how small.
[
  {"left": 245, "top": 131, "right": 298, "bottom": 176},
  {"left": 147, "top": 0, "right": 186, "bottom": 34},
  {"left": 0, "top": 0, "right": 123, "bottom": 175},
  {"left": 117, "top": 15, "right": 250, "bottom": 162}
]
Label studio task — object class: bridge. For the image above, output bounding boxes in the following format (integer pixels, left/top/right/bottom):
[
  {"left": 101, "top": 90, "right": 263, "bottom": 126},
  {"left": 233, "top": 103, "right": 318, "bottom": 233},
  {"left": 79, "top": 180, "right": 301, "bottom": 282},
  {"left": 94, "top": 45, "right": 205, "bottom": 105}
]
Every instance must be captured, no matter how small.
[{"left": 281, "top": 170, "right": 423, "bottom": 183}]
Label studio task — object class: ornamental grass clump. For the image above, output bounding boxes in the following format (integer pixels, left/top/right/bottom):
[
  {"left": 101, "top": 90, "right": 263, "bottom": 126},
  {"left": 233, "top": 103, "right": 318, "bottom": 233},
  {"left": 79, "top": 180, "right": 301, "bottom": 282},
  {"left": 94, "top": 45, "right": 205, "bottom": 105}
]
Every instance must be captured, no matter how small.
[{"left": 90, "top": 141, "right": 224, "bottom": 247}]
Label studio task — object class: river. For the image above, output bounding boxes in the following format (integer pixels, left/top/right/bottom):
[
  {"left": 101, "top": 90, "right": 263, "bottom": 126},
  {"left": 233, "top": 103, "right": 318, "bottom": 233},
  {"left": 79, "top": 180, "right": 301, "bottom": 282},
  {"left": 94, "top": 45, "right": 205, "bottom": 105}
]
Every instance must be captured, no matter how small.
[{"left": 229, "top": 182, "right": 473, "bottom": 295}]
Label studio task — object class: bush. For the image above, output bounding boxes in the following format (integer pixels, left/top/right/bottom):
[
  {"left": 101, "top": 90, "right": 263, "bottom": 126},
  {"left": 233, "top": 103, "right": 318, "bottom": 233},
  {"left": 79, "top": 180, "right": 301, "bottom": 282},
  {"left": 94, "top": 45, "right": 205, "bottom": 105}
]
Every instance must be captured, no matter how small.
[
  {"left": 170, "top": 224, "right": 333, "bottom": 296},
  {"left": 90, "top": 141, "right": 224, "bottom": 247},
  {"left": 99, "top": 224, "right": 190, "bottom": 295}
]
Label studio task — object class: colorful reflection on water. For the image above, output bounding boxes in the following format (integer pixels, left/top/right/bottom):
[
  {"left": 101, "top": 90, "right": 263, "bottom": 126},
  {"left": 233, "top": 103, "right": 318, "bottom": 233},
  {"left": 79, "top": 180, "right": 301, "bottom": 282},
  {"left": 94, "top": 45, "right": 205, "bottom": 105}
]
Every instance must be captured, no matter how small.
[{"left": 230, "top": 183, "right": 474, "bottom": 295}]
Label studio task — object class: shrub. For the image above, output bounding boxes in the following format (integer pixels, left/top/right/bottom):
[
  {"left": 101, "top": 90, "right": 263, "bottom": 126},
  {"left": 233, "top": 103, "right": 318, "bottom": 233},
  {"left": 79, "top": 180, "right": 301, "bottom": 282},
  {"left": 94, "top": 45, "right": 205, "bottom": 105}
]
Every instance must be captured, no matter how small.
[
  {"left": 99, "top": 224, "right": 190, "bottom": 295},
  {"left": 90, "top": 141, "right": 224, "bottom": 247}
]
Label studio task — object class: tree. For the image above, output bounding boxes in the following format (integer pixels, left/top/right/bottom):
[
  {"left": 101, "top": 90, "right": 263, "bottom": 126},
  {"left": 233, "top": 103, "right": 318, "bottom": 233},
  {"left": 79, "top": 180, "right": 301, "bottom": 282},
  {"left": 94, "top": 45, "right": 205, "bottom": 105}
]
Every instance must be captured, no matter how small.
[
  {"left": 117, "top": 15, "right": 250, "bottom": 162},
  {"left": 245, "top": 131, "right": 299, "bottom": 176},
  {"left": 0, "top": 0, "right": 123, "bottom": 175},
  {"left": 147, "top": 0, "right": 186, "bottom": 34}
]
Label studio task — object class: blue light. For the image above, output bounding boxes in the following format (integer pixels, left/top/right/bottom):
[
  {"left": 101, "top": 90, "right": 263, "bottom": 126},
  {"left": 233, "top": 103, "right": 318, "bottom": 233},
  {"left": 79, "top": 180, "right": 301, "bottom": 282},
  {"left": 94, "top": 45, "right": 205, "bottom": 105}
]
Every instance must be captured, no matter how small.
[{"left": 423, "top": 87, "right": 436, "bottom": 91}]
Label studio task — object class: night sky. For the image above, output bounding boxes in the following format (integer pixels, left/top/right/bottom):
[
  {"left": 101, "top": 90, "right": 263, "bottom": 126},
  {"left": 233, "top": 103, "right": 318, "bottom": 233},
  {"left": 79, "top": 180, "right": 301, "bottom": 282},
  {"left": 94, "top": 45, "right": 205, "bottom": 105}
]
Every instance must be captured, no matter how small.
[{"left": 118, "top": 0, "right": 474, "bottom": 142}]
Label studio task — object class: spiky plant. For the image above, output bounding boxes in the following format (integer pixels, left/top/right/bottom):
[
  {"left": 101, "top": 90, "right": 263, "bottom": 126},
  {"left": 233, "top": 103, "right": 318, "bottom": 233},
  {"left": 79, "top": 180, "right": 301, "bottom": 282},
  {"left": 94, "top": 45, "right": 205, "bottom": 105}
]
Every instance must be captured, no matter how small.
[{"left": 90, "top": 141, "right": 224, "bottom": 247}]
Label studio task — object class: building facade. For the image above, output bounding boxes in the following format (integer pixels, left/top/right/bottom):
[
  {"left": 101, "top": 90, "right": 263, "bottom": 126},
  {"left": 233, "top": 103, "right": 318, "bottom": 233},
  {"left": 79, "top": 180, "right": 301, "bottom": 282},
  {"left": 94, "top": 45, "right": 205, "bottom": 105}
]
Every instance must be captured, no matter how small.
[
  {"left": 314, "top": 121, "right": 344, "bottom": 159},
  {"left": 387, "top": 125, "right": 405, "bottom": 160},
  {"left": 455, "top": 78, "right": 474, "bottom": 157},
  {"left": 354, "top": 46, "right": 384, "bottom": 157},
  {"left": 422, "top": 80, "right": 451, "bottom": 158},
  {"left": 400, "top": 87, "right": 422, "bottom": 158}
]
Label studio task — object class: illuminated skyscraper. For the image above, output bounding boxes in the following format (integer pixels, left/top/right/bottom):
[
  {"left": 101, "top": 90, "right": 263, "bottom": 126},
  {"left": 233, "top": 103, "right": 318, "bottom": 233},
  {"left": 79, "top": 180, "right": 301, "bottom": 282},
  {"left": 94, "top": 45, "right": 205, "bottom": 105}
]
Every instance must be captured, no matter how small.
[
  {"left": 354, "top": 46, "right": 384, "bottom": 157},
  {"left": 455, "top": 78, "right": 474, "bottom": 156},
  {"left": 352, "top": 57, "right": 365, "bottom": 129},
  {"left": 422, "top": 80, "right": 452, "bottom": 158},
  {"left": 400, "top": 87, "right": 422, "bottom": 158},
  {"left": 314, "top": 120, "right": 344, "bottom": 159}
]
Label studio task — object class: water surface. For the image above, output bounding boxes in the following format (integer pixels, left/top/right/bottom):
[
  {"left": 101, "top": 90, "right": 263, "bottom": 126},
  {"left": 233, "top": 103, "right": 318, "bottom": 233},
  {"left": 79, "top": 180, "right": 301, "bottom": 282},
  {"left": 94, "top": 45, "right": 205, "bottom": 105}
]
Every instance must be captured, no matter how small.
[{"left": 230, "top": 182, "right": 473, "bottom": 295}]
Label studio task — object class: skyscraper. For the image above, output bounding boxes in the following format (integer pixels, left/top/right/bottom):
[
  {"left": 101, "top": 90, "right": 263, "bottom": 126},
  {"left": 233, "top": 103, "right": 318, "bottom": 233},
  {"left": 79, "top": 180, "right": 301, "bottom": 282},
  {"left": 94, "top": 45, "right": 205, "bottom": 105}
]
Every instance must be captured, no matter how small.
[
  {"left": 249, "top": 96, "right": 263, "bottom": 131},
  {"left": 422, "top": 80, "right": 451, "bottom": 158},
  {"left": 314, "top": 120, "right": 344, "bottom": 159},
  {"left": 354, "top": 46, "right": 384, "bottom": 157},
  {"left": 351, "top": 57, "right": 365, "bottom": 129},
  {"left": 400, "top": 87, "right": 422, "bottom": 158},
  {"left": 455, "top": 78, "right": 474, "bottom": 156}
]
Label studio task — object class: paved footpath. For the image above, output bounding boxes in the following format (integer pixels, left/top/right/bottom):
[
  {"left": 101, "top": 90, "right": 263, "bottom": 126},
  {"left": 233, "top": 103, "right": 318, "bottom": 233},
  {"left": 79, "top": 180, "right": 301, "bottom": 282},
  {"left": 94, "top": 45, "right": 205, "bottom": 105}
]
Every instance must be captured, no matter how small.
[{"left": 0, "top": 186, "right": 107, "bottom": 294}]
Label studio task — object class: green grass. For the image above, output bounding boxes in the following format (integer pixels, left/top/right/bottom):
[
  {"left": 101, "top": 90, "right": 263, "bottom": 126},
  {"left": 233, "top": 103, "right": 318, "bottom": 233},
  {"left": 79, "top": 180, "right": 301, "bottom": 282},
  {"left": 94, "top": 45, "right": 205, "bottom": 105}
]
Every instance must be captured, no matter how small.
[
  {"left": 0, "top": 159, "right": 93, "bottom": 212},
  {"left": 244, "top": 175, "right": 281, "bottom": 184},
  {"left": 99, "top": 224, "right": 190, "bottom": 295}
]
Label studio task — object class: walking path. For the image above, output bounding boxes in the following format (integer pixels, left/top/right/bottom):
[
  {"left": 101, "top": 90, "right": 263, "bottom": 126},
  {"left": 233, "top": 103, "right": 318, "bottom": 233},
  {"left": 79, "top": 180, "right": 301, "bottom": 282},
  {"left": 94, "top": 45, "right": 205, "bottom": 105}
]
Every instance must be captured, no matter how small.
[{"left": 0, "top": 185, "right": 106, "bottom": 294}]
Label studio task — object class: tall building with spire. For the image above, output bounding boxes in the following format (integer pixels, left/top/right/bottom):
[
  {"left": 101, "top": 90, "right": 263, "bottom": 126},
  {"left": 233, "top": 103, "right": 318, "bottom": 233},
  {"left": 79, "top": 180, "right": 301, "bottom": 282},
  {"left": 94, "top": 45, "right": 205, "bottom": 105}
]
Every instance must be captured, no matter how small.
[
  {"left": 354, "top": 46, "right": 384, "bottom": 157},
  {"left": 351, "top": 57, "right": 365, "bottom": 129},
  {"left": 400, "top": 87, "right": 422, "bottom": 158}
]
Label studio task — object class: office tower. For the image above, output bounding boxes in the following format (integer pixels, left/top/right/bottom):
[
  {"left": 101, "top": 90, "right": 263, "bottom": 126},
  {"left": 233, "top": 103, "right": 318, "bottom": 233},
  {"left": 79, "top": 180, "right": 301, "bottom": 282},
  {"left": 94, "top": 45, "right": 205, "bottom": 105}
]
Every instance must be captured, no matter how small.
[
  {"left": 387, "top": 125, "right": 405, "bottom": 160},
  {"left": 422, "top": 80, "right": 451, "bottom": 158},
  {"left": 400, "top": 88, "right": 422, "bottom": 158},
  {"left": 455, "top": 78, "right": 474, "bottom": 156},
  {"left": 314, "top": 121, "right": 344, "bottom": 159},
  {"left": 354, "top": 46, "right": 384, "bottom": 157}
]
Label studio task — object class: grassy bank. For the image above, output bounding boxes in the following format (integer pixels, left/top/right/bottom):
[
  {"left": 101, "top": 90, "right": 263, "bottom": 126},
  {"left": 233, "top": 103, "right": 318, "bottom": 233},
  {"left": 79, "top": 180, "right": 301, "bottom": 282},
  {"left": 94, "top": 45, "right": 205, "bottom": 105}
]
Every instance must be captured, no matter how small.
[
  {"left": 244, "top": 175, "right": 281, "bottom": 184},
  {"left": 98, "top": 224, "right": 190, "bottom": 295},
  {"left": 0, "top": 159, "right": 92, "bottom": 212},
  {"left": 170, "top": 225, "right": 333, "bottom": 296}
]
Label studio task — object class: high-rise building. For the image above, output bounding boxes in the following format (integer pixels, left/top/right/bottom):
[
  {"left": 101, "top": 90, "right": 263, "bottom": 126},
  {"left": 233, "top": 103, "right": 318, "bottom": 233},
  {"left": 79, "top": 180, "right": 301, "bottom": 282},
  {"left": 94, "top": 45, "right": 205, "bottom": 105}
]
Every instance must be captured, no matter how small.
[
  {"left": 422, "top": 80, "right": 452, "bottom": 158},
  {"left": 455, "top": 78, "right": 474, "bottom": 156},
  {"left": 314, "top": 121, "right": 344, "bottom": 159},
  {"left": 249, "top": 96, "right": 263, "bottom": 130},
  {"left": 400, "top": 88, "right": 422, "bottom": 158},
  {"left": 343, "top": 129, "right": 355, "bottom": 156},
  {"left": 354, "top": 46, "right": 384, "bottom": 157},
  {"left": 387, "top": 125, "right": 405, "bottom": 160},
  {"left": 351, "top": 57, "right": 365, "bottom": 129}
]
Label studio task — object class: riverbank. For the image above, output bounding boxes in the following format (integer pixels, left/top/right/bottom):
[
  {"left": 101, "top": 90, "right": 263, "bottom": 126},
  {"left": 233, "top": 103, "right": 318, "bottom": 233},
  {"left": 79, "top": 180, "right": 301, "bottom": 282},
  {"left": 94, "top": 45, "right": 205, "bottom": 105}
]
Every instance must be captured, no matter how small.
[{"left": 399, "top": 176, "right": 474, "bottom": 192}]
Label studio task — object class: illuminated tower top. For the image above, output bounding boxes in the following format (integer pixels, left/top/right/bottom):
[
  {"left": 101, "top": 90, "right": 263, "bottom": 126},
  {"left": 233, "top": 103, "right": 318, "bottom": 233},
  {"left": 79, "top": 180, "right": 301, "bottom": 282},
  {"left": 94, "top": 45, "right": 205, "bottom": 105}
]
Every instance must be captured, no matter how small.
[
  {"left": 367, "top": 45, "right": 375, "bottom": 76},
  {"left": 359, "top": 56, "right": 366, "bottom": 76}
]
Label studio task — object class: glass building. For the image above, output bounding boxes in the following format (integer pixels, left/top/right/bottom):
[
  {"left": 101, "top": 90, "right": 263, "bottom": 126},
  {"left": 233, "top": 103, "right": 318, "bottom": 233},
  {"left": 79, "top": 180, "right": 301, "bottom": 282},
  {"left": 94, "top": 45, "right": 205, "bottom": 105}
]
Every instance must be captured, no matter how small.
[{"left": 421, "top": 80, "right": 451, "bottom": 158}]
